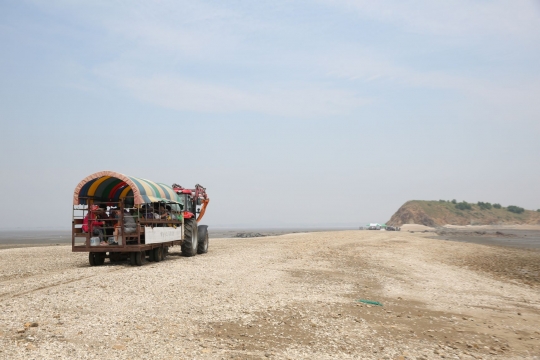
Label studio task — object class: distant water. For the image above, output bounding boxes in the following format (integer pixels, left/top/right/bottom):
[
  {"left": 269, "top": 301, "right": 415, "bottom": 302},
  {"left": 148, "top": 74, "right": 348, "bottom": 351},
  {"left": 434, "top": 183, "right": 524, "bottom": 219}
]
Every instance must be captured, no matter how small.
[
  {"left": 3, "top": 228, "right": 538, "bottom": 251},
  {"left": 430, "top": 228, "right": 540, "bottom": 250},
  {"left": 0, "top": 227, "right": 357, "bottom": 249}
]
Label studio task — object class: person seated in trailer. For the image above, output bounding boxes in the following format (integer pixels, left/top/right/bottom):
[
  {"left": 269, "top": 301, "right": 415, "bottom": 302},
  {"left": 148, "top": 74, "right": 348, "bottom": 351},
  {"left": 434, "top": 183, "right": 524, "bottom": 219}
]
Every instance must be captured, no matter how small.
[
  {"left": 160, "top": 206, "right": 170, "bottom": 219},
  {"left": 124, "top": 209, "right": 137, "bottom": 233},
  {"left": 110, "top": 208, "right": 121, "bottom": 244},
  {"left": 152, "top": 203, "right": 166, "bottom": 225},
  {"left": 161, "top": 205, "right": 173, "bottom": 227},
  {"left": 82, "top": 205, "right": 105, "bottom": 242},
  {"left": 141, "top": 204, "right": 155, "bottom": 219},
  {"left": 176, "top": 207, "right": 184, "bottom": 222},
  {"left": 98, "top": 204, "right": 113, "bottom": 237},
  {"left": 153, "top": 203, "right": 162, "bottom": 219},
  {"left": 113, "top": 209, "right": 137, "bottom": 243},
  {"left": 130, "top": 207, "right": 141, "bottom": 220}
]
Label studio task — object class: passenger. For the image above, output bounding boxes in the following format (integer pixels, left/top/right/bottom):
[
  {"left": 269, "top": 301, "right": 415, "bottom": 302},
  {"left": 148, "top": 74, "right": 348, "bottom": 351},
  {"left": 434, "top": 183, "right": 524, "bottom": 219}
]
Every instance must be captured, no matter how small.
[
  {"left": 130, "top": 208, "right": 141, "bottom": 220},
  {"left": 153, "top": 203, "right": 162, "bottom": 219},
  {"left": 160, "top": 207, "right": 169, "bottom": 219},
  {"left": 161, "top": 206, "right": 174, "bottom": 227},
  {"left": 140, "top": 205, "right": 151, "bottom": 219},
  {"left": 175, "top": 209, "right": 184, "bottom": 222},
  {"left": 151, "top": 204, "right": 163, "bottom": 226},
  {"left": 124, "top": 209, "right": 137, "bottom": 233},
  {"left": 111, "top": 209, "right": 121, "bottom": 244},
  {"left": 98, "top": 205, "right": 113, "bottom": 238},
  {"left": 113, "top": 209, "right": 137, "bottom": 243},
  {"left": 82, "top": 205, "right": 105, "bottom": 242}
]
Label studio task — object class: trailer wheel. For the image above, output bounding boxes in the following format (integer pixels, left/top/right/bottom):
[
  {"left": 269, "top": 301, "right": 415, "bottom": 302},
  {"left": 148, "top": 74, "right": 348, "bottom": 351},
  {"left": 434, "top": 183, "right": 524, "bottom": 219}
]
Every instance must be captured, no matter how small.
[
  {"left": 197, "top": 225, "right": 209, "bottom": 254},
  {"left": 135, "top": 251, "right": 145, "bottom": 266},
  {"left": 129, "top": 252, "right": 136, "bottom": 266},
  {"left": 109, "top": 252, "right": 121, "bottom": 263},
  {"left": 94, "top": 253, "right": 105, "bottom": 265},
  {"left": 152, "top": 247, "right": 162, "bottom": 262},
  {"left": 182, "top": 218, "right": 198, "bottom": 257},
  {"left": 162, "top": 246, "right": 169, "bottom": 259},
  {"left": 89, "top": 252, "right": 97, "bottom": 266}
]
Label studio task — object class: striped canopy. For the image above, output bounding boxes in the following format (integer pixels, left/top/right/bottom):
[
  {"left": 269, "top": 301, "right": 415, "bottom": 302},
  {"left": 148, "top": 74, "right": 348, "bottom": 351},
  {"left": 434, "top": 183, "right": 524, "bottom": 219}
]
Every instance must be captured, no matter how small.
[{"left": 73, "top": 170, "right": 182, "bottom": 205}]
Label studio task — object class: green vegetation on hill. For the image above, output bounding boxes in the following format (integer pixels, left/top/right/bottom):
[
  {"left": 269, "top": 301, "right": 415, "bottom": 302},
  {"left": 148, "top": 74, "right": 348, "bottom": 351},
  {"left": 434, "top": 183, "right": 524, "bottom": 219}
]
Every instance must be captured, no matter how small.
[
  {"left": 455, "top": 201, "right": 472, "bottom": 210},
  {"left": 477, "top": 201, "right": 492, "bottom": 210},
  {"left": 387, "top": 200, "right": 540, "bottom": 227},
  {"left": 507, "top": 205, "right": 525, "bottom": 214}
]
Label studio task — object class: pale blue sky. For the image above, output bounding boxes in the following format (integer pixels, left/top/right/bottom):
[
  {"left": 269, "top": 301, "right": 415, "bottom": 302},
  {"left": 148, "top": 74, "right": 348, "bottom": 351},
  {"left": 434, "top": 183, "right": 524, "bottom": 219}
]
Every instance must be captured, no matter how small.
[{"left": 1, "top": 1, "right": 539, "bottom": 229}]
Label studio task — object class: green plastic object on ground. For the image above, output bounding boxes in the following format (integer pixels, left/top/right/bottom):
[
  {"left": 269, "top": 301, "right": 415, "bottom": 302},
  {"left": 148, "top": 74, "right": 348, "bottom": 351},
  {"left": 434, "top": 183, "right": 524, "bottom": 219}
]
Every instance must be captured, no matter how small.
[{"left": 357, "top": 299, "right": 383, "bottom": 306}]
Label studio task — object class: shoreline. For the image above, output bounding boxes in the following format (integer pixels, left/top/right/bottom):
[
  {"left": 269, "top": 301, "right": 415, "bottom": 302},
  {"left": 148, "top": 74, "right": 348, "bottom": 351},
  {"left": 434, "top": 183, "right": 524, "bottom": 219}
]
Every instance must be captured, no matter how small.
[
  {"left": 2, "top": 225, "right": 539, "bottom": 251},
  {"left": 0, "top": 227, "right": 357, "bottom": 250}
]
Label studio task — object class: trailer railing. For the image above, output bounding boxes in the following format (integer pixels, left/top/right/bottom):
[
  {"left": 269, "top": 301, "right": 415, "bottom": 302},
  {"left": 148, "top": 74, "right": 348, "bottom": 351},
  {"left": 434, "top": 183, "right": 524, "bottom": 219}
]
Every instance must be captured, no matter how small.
[{"left": 72, "top": 197, "right": 183, "bottom": 252}]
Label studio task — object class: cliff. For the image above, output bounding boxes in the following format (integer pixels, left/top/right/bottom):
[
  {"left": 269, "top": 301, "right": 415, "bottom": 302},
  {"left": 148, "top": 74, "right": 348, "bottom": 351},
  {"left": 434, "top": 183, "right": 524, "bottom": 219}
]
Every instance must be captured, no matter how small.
[{"left": 387, "top": 200, "right": 540, "bottom": 227}]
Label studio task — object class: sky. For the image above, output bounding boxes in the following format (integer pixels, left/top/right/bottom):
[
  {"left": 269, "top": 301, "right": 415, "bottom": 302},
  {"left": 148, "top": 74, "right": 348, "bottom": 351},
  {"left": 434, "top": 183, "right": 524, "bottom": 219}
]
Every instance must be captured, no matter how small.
[{"left": 1, "top": 0, "right": 539, "bottom": 230}]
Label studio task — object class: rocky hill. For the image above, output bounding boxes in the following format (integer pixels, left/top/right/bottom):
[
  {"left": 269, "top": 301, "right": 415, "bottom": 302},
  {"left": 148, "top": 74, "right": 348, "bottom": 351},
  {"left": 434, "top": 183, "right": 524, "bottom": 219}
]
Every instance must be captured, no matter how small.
[{"left": 387, "top": 200, "right": 540, "bottom": 227}]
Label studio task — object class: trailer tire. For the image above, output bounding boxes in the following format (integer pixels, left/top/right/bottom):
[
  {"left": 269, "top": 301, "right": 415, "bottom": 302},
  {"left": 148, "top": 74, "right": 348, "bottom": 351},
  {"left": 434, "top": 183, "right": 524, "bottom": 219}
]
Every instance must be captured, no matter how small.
[
  {"left": 97, "top": 253, "right": 105, "bottom": 265},
  {"left": 89, "top": 252, "right": 105, "bottom": 266},
  {"left": 152, "top": 247, "right": 162, "bottom": 262},
  {"left": 135, "top": 251, "right": 145, "bottom": 266},
  {"left": 162, "top": 246, "right": 168, "bottom": 259},
  {"left": 129, "top": 252, "right": 136, "bottom": 266},
  {"left": 182, "top": 218, "right": 198, "bottom": 257},
  {"left": 89, "top": 252, "right": 97, "bottom": 266},
  {"left": 109, "top": 252, "right": 121, "bottom": 263},
  {"left": 197, "top": 225, "right": 209, "bottom": 254}
]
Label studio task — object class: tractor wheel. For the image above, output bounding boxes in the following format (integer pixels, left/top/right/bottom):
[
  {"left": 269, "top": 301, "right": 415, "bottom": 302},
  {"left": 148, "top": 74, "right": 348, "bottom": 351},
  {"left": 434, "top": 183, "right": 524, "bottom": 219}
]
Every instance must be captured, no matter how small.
[
  {"left": 197, "top": 225, "right": 209, "bottom": 254},
  {"left": 182, "top": 217, "right": 198, "bottom": 257},
  {"left": 152, "top": 247, "right": 162, "bottom": 262}
]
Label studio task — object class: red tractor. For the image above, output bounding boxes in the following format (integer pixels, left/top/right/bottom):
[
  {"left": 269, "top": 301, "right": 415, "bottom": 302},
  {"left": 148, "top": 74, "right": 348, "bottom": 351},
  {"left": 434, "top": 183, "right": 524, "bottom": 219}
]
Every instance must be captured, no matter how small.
[{"left": 172, "top": 183, "right": 210, "bottom": 256}]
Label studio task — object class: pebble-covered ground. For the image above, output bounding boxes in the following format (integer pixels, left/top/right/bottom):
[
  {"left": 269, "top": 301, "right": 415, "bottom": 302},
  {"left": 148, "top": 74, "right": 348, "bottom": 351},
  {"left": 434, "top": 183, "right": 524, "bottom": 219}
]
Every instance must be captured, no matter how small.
[{"left": 0, "top": 231, "right": 539, "bottom": 359}]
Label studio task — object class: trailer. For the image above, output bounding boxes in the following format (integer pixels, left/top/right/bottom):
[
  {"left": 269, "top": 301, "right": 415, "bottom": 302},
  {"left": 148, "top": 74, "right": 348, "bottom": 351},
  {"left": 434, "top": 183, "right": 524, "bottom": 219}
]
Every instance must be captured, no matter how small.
[{"left": 72, "top": 171, "right": 210, "bottom": 266}]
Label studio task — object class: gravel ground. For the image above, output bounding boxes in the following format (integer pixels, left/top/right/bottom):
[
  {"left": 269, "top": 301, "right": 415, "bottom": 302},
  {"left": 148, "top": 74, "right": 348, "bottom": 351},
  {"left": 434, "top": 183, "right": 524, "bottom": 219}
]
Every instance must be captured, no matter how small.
[{"left": 0, "top": 230, "right": 539, "bottom": 359}]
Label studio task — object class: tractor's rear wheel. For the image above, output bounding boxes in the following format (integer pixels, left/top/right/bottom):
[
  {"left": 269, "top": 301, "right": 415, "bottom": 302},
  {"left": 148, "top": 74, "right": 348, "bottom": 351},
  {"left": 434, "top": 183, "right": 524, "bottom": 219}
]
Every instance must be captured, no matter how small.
[
  {"left": 182, "top": 218, "right": 198, "bottom": 257},
  {"left": 197, "top": 225, "right": 209, "bottom": 254}
]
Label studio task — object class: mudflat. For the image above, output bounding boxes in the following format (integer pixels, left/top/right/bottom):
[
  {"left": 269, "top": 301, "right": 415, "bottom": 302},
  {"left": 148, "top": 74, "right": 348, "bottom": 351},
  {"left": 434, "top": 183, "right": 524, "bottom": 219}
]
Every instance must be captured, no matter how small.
[{"left": 0, "top": 231, "right": 539, "bottom": 359}]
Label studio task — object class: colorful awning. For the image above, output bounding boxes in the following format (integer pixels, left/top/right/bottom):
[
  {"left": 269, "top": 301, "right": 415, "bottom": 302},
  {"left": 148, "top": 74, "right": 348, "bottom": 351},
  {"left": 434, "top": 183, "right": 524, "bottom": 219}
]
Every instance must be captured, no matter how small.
[{"left": 73, "top": 170, "right": 182, "bottom": 205}]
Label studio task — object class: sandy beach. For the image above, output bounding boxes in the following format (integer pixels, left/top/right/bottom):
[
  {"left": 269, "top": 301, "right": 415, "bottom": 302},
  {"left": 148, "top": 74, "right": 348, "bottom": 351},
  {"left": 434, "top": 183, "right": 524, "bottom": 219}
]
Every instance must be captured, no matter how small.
[{"left": 0, "top": 230, "right": 539, "bottom": 359}]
